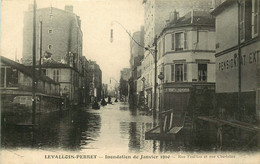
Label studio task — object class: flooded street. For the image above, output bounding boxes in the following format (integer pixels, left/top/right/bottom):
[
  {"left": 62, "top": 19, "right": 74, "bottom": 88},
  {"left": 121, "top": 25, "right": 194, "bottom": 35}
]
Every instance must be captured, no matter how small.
[{"left": 1, "top": 101, "right": 184, "bottom": 154}]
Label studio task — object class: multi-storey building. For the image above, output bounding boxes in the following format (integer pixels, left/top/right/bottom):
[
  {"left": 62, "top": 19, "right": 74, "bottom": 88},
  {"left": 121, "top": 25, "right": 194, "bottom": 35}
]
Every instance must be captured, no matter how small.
[
  {"left": 211, "top": 0, "right": 260, "bottom": 121},
  {"left": 88, "top": 61, "right": 102, "bottom": 102},
  {"left": 141, "top": 0, "right": 213, "bottom": 110},
  {"left": 129, "top": 27, "right": 145, "bottom": 107},
  {"left": 22, "top": 5, "right": 83, "bottom": 72},
  {"left": 157, "top": 10, "right": 216, "bottom": 112},
  {"left": 21, "top": 5, "right": 90, "bottom": 106}
]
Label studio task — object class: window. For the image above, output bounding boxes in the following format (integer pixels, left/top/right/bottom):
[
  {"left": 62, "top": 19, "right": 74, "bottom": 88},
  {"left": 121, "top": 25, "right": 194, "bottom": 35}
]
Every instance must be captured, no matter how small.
[
  {"left": 53, "top": 70, "right": 56, "bottom": 81},
  {"left": 171, "top": 63, "right": 187, "bottom": 82},
  {"left": 48, "top": 44, "right": 52, "bottom": 50},
  {"left": 42, "top": 69, "right": 47, "bottom": 75},
  {"left": 198, "top": 64, "right": 207, "bottom": 82},
  {"left": 252, "top": 0, "right": 259, "bottom": 37},
  {"left": 48, "top": 29, "right": 53, "bottom": 34},
  {"left": 240, "top": 1, "right": 245, "bottom": 42},
  {"left": 6, "top": 67, "right": 18, "bottom": 87},
  {"left": 56, "top": 70, "right": 59, "bottom": 82},
  {"left": 172, "top": 32, "right": 187, "bottom": 51},
  {"left": 1, "top": 68, "right": 5, "bottom": 87},
  {"left": 175, "top": 64, "right": 183, "bottom": 82}
]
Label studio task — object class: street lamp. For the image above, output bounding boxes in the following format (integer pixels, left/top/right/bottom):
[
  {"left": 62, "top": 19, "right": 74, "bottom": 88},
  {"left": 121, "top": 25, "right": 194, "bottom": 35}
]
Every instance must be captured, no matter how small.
[{"left": 158, "top": 71, "right": 164, "bottom": 133}]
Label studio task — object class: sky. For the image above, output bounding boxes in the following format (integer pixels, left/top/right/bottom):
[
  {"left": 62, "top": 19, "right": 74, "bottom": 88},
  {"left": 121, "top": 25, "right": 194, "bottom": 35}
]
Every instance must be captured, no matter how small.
[{"left": 1, "top": 0, "right": 144, "bottom": 84}]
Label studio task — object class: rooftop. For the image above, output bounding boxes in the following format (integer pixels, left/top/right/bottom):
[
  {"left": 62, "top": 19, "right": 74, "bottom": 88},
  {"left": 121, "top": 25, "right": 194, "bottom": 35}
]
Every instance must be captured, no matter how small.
[
  {"left": 1, "top": 56, "right": 58, "bottom": 84},
  {"left": 167, "top": 10, "right": 215, "bottom": 28}
]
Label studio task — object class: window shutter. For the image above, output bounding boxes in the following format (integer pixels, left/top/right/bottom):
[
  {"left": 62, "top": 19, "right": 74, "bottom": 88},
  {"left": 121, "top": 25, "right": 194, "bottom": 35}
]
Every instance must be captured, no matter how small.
[
  {"left": 184, "top": 64, "right": 187, "bottom": 81},
  {"left": 184, "top": 32, "right": 187, "bottom": 49},
  {"left": 171, "top": 65, "right": 175, "bottom": 81},
  {"left": 171, "top": 33, "right": 175, "bottom": 50},
  {"left": 252, "top": 0, "right": 259, "bottom": 37}
]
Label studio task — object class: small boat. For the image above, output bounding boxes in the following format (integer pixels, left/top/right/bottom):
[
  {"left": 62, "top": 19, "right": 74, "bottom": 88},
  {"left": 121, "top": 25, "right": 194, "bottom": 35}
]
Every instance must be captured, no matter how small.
[{"left": 92, "top": 101, "right": 100, "bottom": 110}]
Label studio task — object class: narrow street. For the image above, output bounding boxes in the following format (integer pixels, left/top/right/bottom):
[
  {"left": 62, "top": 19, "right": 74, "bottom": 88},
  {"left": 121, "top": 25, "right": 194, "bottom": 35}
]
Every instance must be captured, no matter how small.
[{"left": 1, "top": 98, "right": 184, "bottom": 154}]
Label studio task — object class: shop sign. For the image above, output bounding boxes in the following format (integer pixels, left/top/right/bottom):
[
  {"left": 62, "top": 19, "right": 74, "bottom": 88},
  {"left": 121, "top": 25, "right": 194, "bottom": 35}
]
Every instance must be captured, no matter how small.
[
  {"left": 165, "top": 88, "right": 190, "bottom": 93},
  {"left": 218, "top": 50, "right": 259, "bottom": 71}
]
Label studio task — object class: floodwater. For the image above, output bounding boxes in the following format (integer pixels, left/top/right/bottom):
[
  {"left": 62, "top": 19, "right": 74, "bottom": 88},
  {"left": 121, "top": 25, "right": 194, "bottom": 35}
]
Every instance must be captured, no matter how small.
[{"left": 1, "top": 100, "right": 184, "bottom": 154}]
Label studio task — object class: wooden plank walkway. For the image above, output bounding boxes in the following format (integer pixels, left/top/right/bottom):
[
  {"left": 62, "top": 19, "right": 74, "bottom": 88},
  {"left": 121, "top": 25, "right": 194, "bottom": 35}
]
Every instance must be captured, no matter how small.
[{"left": 145, "top": 125, "right": 183, "bottom": 140}]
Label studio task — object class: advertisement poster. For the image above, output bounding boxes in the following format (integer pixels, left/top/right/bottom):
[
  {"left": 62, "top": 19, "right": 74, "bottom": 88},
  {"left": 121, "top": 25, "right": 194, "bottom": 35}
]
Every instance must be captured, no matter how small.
[{"left": 1, "top": 0, "right": 259, "bottom": 163}]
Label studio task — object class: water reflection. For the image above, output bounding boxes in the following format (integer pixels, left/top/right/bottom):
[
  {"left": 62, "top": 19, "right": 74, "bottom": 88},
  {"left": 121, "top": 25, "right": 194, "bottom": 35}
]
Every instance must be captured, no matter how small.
[{"left": 2, "top": 102, "right": 186, "bottom": 153}]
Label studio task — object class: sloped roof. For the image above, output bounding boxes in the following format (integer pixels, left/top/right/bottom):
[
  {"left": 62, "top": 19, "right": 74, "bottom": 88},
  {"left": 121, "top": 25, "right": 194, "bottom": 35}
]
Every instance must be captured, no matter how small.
[
  {"left": 211, "top": 0, "right": 236, "bottom": 16},
  {"left": 167, "top": 10, "right": 215, "bottom": 28},
  {"left": 0, "top": 56, "right": 58, "bottom": 84}
]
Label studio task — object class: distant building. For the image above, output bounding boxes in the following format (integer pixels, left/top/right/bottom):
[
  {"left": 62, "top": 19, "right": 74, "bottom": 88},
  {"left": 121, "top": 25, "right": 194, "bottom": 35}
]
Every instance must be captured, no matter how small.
[
  {"left": 129, "top": 27, "right": 145, "bottom": 107},
  {"left": 40, "top": 58, "right": 80, "bottom": 106},
  {"left": 22, "top": 5, "right": 83, "bottom": 72},
  {"left": 120, "top": 68, "right": 131, "bottom": 81},
  {"left": 88, "top": 61, "right": 102, "bottom": 102},
  {"left": 211, "top": 0, "right": 260, "bottom": 120},
  {"left": 120, "top": 68, "right": 131, "bottom": 101}
]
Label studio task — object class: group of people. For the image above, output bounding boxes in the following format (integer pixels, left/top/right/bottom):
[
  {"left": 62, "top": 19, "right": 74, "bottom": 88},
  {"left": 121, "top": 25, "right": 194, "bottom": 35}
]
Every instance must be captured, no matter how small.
[{"left": 93, "top": 96, "right": 118, "bottom": 109}]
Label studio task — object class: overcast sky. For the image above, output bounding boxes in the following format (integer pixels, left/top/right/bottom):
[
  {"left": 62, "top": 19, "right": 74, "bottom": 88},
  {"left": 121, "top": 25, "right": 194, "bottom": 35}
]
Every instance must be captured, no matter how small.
[{"left": 1, "top": 0, "right": 144, "bottom": 84}]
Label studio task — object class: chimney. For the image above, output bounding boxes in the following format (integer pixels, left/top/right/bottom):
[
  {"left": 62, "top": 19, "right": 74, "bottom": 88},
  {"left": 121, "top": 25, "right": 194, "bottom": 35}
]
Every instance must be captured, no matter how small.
[
  {"left": 169, "top": 10, "right": 179, "bottom": 24},
  {"left": 65, "top": 5, "right": 73, "bottom": 13}
]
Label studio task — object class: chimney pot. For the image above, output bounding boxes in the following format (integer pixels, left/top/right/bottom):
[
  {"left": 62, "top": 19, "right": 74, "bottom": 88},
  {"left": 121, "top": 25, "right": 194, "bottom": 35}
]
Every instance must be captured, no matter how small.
[{"left": 65, "top": 5, "right": 73, "bottom": 13}]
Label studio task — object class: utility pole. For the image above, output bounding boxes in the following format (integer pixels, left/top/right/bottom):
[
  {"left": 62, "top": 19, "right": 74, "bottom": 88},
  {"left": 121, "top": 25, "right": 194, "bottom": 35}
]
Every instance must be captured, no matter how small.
[
  {"left": 237, "top": 1, "right": 242, "bottom": 121},
  {"left": 32, "top": 0, "right": 37, "bottom": 124},
  {"left": 39, "top": 17, "right": 43, "bottom": 76},
  {"left": 153, "top": 36, "right": 158, "bottom": 119}
]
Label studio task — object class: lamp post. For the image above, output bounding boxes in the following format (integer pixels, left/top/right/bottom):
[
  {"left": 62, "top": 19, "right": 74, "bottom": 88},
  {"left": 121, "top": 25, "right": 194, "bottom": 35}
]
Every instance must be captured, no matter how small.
[
  {"left": 32, "top": 0, "right": 37, "bottom": 124},
  {"left": 158, "top": 71, "right": 164, "bottom": 133}
]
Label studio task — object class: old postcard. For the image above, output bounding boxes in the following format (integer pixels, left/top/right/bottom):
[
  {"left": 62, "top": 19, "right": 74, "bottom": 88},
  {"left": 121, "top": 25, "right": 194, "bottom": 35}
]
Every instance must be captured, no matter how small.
[{"left": 1, "top": 0, "right": 260, "bottom": 163}]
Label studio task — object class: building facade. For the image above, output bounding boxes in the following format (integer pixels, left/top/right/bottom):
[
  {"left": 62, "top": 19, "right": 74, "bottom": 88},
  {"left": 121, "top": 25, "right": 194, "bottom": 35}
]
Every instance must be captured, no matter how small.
[
  {"left": 129, "top": 27, "right": 145, "bottom": 107},
  {"left": 88, "top": 61, "right": 102, "bottom": 102},
  {"left": 141, "top": 0, "right": 214, "bottom": 111},
  {"left": 211, "top": 0, "right": 260, "bottom": 121},
  {"left": 41, "top": 58, "right": 80, "bottom": 106},
  {"left": 22, "top": 5, "right": 83, "bottom": 72},
  {"left": 157, "top": 10, "right": 216, "bottom": 112}
]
